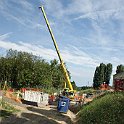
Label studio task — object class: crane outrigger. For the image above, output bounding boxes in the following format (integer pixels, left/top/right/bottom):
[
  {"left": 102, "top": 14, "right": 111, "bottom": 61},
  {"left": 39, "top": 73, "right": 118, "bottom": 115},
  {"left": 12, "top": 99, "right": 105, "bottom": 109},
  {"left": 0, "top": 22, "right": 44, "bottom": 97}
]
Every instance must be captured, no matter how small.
[{"left": 39, "top": 6, "right": 75, "bottom": 98}]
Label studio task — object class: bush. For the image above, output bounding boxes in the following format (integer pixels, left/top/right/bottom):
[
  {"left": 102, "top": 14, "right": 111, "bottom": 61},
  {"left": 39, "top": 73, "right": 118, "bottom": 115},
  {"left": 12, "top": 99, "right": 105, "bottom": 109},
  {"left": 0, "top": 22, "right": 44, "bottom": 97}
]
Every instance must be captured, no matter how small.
[{"left": 77, "top": 92, "right": 124, "bottom": 124}]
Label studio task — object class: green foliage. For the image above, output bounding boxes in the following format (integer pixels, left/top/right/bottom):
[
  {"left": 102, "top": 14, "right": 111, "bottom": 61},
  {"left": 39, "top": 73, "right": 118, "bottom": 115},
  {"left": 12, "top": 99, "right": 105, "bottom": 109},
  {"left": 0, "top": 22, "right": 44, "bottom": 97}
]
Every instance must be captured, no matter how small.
[
  {"left": 71, "top": 81, "right": 77, "bottom": 90},
  {"left": 0, "top": 49, "right": 70, "bottom": 90},
  {"left": 93, "top": 66, "right": 101, "bottom": 88},
  {"left": 116, "top": 64, "right": 124, "bottom": 74},
  {"left": 50, "top": 59, "right": 63, "bottom": 88},
  {"left": 93, "top": 63, "right": 112, "bottom": 89},
  {"left": 105, "top": 63, "right": 112, "bottom": 84},
  {"left": 41, "top": 87, "right": 61, "bottom": 94},
  {"left": 77, "top": 92, "right": 124, "bottom": 124},
  {"left": 99, "top": 63, "right": 106, "bottom": 83}
]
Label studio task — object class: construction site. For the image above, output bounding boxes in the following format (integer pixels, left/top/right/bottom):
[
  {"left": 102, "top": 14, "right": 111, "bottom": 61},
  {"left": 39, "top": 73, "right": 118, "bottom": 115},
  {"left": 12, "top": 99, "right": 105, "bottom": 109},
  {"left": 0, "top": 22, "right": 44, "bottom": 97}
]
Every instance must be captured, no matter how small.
[{"left": 0, "top": 1, "right": 124, "bottom": 124}]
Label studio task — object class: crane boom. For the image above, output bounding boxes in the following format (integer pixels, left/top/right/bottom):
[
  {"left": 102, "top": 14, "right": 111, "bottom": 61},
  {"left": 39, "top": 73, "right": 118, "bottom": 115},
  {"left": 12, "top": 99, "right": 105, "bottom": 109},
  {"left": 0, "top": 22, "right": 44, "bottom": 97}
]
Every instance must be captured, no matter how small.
[{"left": 39, "top": 6, "right": 73, "bottom": 91}]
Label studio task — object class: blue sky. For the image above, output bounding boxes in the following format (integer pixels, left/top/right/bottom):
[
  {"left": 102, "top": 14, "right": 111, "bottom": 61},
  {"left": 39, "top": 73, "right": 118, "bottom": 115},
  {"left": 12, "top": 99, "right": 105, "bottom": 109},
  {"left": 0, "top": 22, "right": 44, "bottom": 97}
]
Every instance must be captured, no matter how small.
[{"left": 0, "top": 0, "right": 124, "bottom": 86}]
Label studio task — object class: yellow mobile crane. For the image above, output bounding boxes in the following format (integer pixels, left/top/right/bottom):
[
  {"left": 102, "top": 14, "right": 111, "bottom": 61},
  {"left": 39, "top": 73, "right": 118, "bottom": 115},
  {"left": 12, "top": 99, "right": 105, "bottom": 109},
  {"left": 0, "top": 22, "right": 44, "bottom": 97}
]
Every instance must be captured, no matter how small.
[{"left": 39, "top": 6, "right": 75, "bottom": 98}]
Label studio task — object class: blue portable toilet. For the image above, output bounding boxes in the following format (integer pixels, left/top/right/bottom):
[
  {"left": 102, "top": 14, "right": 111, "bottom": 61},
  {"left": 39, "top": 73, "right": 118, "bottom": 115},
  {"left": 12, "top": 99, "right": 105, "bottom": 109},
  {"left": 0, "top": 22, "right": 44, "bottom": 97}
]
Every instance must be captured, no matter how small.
[{"left": 57, "top": 96, "right": 70, "bottom": 113}]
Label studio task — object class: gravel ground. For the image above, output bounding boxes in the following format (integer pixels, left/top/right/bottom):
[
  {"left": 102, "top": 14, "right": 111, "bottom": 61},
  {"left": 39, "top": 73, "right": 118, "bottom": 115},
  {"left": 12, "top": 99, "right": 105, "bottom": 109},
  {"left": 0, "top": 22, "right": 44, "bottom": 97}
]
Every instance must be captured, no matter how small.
[{"left": 1, "top": 95, "right": 76, "bottom": 124}]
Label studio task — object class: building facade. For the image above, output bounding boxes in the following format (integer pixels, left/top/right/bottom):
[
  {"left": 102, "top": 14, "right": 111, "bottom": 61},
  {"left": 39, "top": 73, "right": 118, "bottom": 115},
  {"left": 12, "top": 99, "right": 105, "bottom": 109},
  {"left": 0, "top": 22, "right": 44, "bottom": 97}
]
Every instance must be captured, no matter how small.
[{"left": 113, "top": 72, "right": 124, "bottom": 91}]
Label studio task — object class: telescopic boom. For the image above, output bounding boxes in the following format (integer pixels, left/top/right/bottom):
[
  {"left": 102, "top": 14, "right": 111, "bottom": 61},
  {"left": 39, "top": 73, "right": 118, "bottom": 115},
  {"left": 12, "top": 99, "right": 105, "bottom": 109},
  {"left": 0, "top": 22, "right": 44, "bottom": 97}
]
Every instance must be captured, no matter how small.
[{"left": 39, "top": 6, "right": 73, "bottom": 91}]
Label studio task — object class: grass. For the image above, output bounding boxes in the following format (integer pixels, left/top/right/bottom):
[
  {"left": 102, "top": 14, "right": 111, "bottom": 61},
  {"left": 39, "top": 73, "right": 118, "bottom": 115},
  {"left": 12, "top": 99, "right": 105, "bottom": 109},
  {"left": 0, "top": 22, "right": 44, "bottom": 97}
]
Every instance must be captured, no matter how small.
[
  {"left": 0, "top": 100, "right": 19, "bottom": 118},
  {"left": 77, "top": 92, "right": 124, "bottom": 124}
]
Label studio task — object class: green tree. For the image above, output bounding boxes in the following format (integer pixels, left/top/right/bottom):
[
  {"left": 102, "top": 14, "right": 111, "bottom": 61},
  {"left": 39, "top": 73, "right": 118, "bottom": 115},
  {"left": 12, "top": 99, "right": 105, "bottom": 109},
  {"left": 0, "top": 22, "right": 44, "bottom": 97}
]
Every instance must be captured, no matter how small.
[
  {"left": 99, "top": 63, "right": 106, "bottom": 83},
  {"left": 93, "top": 66, "right": 101, "bottom": 89},
  {"left": 33, "top": 59, "right": 51, "bottom": 88},
  {"left": 116, "top": 64, "right": 124, "bottom": 74},
  {"left": 105, "top": 63, "right": 112, "bottom": 84},
  {"left": 0, "top": 49, "right": 72, "bottom": 90},
  {"left": 6, "top": 49, "right": 19, "bottom": 87},
  {"left": 93, "top": 63, "right": 112, "bottom": 88},
  {"left": 50, "top": 59, "right": 64, "bottom": 89},
  {"left": 71, "top": 81, "right": 77, "bottom": 90}
]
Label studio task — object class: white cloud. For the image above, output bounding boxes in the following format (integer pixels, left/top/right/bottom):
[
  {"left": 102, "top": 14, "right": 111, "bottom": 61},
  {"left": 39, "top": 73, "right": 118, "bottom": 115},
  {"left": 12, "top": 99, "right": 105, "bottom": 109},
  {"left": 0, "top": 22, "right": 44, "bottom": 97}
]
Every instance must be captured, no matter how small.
[
  {"left": 93, "top": 0, "right": 124, "bottom": 11},
  {"left": 43, "top": 0, "right": 124, "bottom": 21},
  {"left": 74, "top": 9, "right": 119, "bottom": 21},
  {"left": 71, "top": 0, "right": 124, "bottom": 21},
  {"left": 0, "top": 40, "right": 57, "bottom": 60},
  {"left": 65, "top": 0, "right": 93, "bottom": 15},
  {"left": 0, "top": 39, "right": 98, "bottom": 67},
  {"left": 41, "top": 0, "right": 124, "bottom": 48},
  {"left": 69, "top": 66, "right": 95, "bottom": 86},
  {"left": 0, "top": 32, "right": 12, "bottom": 40},
  {"left": 61, "top": 46, "right": 98, "bottom": 67},
  {"left": 0, "top": 33, "right": 99, "bottom": 86},
  {"left": 32, "top": 23, "right": 46, "bottom": 29},
  {"left": 0, "top": 1, "right": 124, "bottom": 86},
  {"left": 42, "top": 0, "right": 64, "bottom": 19},
  {"left": 16, "top": 0, "right": 34, "bottom": 11},
  {"left": 0, "top": 0, "right": 43, "bottom": 29},
  {"left": 0, "top": 33, "right": 99, "bottom": 67}
]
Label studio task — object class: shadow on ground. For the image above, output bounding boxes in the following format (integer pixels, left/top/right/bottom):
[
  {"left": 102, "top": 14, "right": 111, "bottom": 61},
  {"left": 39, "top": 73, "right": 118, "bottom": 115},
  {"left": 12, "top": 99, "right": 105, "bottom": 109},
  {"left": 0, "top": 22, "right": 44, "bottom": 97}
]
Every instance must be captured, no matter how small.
[
  {"left": 0, "top": 110, "right": 13, "bottom": 118},
  {"left": 27, "top": 106, "right": 72, "bottom": 123},
  {"left": 1, "top": 111, "right": 28, "bottom": 124},
  {"left": 1, "top": 106, "right": 73, "bottom": 124}
]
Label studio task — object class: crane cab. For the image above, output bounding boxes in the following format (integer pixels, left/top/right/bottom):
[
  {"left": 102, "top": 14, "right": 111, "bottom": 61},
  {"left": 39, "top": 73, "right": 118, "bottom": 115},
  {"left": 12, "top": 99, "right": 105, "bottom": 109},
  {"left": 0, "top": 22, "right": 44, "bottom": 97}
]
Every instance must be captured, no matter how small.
[{"left": 62, "top": 88, "right": 76, "bottom": 100}]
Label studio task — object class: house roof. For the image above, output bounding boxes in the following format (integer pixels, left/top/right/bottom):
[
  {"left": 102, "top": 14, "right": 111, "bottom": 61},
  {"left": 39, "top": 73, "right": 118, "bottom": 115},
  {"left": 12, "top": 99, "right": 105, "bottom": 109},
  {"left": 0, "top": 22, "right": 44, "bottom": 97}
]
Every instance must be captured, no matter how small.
[{"left": 113, "top": 72, "right": 124, "bottom": 80}]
